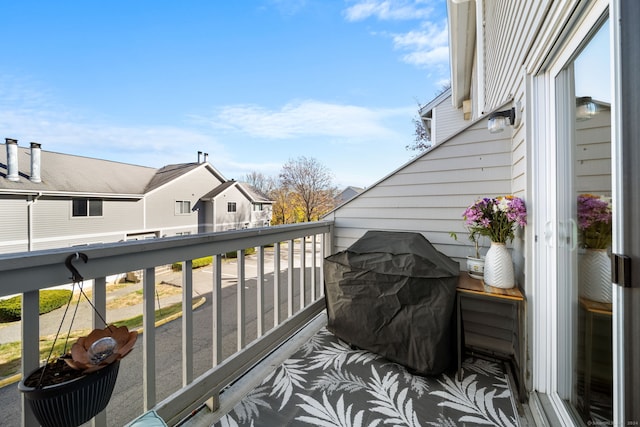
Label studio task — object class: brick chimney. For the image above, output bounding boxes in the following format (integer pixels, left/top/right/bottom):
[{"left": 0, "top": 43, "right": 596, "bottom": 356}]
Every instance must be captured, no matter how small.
[
  {"left": 30, "top": 142, "right": 42, "bottom": 183},
  {"left": 5, "top": 138, "right": 19, "bottom": 181},
  {"left": 197, "top": 151, "right": 202, "bottom": 163},
  {"left": 204, "top": 152, "right": 209, "bottom": 163}
]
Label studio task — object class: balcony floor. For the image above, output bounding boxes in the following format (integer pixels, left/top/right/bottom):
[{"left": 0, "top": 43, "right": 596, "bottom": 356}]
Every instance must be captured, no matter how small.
[{"left": 181, "top": 313, "right": 531, "bottom": 427}]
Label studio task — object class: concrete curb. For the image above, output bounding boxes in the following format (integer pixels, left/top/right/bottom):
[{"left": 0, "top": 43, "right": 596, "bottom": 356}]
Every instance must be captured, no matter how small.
[{"left": 0, "top": 296, "right": 207, "bottom": 388}]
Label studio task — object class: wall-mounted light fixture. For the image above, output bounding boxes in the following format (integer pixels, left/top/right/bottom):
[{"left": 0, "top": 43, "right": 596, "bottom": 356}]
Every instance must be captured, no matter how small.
[
  {"left": 576, "top": 96, "right": 597, "bottom": 121},
  {"left": 487, "top": 107, "right": 516, "bottom": 133}
]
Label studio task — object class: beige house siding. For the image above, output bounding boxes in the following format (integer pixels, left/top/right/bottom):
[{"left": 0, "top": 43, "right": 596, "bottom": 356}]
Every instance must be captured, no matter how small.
[{"left": 327, "top": 117, "right": 513, "bottom": 267}]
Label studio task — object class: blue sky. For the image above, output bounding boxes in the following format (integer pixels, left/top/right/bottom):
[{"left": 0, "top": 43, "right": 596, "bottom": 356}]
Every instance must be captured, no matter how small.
[{"left": 1, "top": 0, "right": 449, "bottom": 188}]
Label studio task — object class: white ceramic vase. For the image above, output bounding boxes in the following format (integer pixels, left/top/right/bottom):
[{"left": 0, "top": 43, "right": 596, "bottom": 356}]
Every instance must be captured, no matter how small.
[
  {"left": 578, "top": 249, "right": 612, "bottom": 303},
  {"left": 483, "top": 242, "right": 514, "bottom": 289}
]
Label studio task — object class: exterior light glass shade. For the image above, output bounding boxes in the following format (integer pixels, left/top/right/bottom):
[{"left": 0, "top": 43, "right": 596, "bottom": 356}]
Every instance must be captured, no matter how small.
[
  {"left": 487, "top": 115, "right": 506, "bottom": 133},
  {"left": 576, "top": 96, "right": 597, "bottom": 121},
  {"left": 487, "top": 107, "right": 516, "bottom": 134}
]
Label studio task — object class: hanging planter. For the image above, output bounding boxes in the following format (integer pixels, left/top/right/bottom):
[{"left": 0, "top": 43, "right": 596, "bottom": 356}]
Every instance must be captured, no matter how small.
[
  {"left": 18, "top": 253, "right": 138, "bottom": 427},
  {"left": 19, "top": 358, "right": 120, "bottom": 427}
]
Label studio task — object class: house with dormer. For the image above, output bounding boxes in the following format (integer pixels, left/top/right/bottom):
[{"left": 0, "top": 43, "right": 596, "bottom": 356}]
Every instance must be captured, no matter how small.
[{"left": 0, "top": 139, "right": 272, "bottom": 254}]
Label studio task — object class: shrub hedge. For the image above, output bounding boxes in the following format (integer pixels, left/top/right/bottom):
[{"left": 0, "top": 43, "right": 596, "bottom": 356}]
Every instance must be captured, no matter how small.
[
  {"left": 172, "top": 256, "right": 213, "bottom": 271},
  {"left": 171, "top": 248, "right": 257, "bottom": 271},
  {"left": 0, "top": 289, "right": 73, "bottom": 322}
]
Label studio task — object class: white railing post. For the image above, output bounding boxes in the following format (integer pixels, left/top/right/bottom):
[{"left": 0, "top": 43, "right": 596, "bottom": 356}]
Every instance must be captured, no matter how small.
[
  {"left": 182, "top": 260, "right": 193, "bottom": 386},
  {"left": 300, "top": 237, "right": 306, "bottom": 308},
  {"left": 311, "top": 234, "right": 317, "bottom": 300},
  {"left": 143, "top": 267, "right": 156, "bottom": 411},
  {"left": 92, "top": 276, "right": 107, "bottom": 427},
  {"left": 21, "top": 290, "right": 39, "bottom": 427},
  {"left": 288, "top": 239, "right": 294, "bottom": 317},
  {"left": 212, "top": 255, "right": 222, "bottom": 366},
  {"left": 274, "top": 242, "right": 281, "bottom": 325},
  {"left": 237, "top": 249, "right": 245, "bottom": 351},
  {"left": 257, "top": 246, "right": 265, "bottom": 337}
]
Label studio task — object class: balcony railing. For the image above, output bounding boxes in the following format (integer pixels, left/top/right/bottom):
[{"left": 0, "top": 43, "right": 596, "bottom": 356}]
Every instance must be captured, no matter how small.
[{"left": 0, "top": 221, "right": 333, "bottom": 426}]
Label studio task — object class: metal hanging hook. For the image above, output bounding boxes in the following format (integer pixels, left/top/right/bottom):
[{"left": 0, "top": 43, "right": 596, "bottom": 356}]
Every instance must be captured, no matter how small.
[{"left": 65, "top": 252, "right": 88, "bottom": 282}]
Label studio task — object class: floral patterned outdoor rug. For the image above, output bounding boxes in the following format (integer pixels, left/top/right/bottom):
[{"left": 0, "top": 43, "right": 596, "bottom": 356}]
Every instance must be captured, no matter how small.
[{"left": 214, "top": 328, "right": 520, "bottom": 427}]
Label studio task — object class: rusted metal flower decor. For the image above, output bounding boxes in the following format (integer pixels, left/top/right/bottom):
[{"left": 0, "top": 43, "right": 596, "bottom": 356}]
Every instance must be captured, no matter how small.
[{"left": 63, "top": 325, "right": 138, "bottom": 374}]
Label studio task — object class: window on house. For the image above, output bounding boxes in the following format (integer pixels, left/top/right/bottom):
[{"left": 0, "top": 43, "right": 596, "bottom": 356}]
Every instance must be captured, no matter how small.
[
  {"left": 72, "top": 198, "right": 103, "bottom": 217},
  {"left": 253, "top": 203, "right": 263, "bottom": 211},
  {"left": 175, "top": 201, "right": 191, "bottom": 215},
  {"left": 228, "top": 202, "right": 237, "bottom": 213}
]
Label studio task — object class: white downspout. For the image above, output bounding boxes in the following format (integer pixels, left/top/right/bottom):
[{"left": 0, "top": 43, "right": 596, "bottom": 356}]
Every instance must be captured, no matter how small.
[{"left": 27, "top": 192, "right": 42, "bottom": 251}]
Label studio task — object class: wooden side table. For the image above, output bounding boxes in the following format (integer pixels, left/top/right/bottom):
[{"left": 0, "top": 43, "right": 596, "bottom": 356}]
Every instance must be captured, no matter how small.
[{"left": 456, "top": 274, "right": 526, "bottom": 402}]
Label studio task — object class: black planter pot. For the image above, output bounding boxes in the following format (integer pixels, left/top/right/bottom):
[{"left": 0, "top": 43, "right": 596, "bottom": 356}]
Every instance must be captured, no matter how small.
[{"left": 18, "top": 360, "right": 120, "bottom": 427}]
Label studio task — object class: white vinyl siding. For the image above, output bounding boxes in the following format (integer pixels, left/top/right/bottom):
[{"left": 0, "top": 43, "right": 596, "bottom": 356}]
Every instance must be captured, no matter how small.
[
  {"left": 327, "top": 117, "right": 513, "bottom": 267},
  {"left": 432, "top": 98, "right": 466, "bottom": 146},
  {"left": 482, "top": 0, "right": 553, "bottom": 112}
]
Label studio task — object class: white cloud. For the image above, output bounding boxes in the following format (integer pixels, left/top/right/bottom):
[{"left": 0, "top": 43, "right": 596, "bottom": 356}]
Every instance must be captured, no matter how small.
[
  {"left": 344, "top": 0, "right": 434, "bottom": 22},
  {"left": 343, "top": 2, "right": 449, "bottom": 70},
  {"left": 206, "top": 100, "right": 410, "bottom": 140}
]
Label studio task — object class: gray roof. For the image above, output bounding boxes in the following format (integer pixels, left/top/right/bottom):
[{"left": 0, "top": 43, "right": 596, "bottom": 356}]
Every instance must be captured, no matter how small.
[
  {"left": 201, "top": 180, "right": 237, "bottom": 199},
  {"left": 237, "top": 183, "right": 273, "bottom": 204},
  {"left": 200, "top": 181, "right": 274, "bottom": 204},
  {"left": 0, "top": 143, "right": 223, "bottom": 197},
  {"left": 145, "top": 163, "right": 202, "bottom": 193}
]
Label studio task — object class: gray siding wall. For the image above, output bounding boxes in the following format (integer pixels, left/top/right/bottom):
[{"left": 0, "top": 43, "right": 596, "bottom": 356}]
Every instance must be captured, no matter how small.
[
  {"left": 35, "top": 198, "right": 143, "bottom": 238},
  {"left": 0, "top": 196, "right": 28, "bottom": 253},
  {"left": 145, "top": 167, "right": 223, "bottom": 235},
  {"left": 213, "top": 186, "right": 253, "bottom": 231},
  {"left": 327, "top": 117, "right": 513, "bottom": 267},
  {"left": 0, "top": 196, "right": 144, "bottom": 253}
]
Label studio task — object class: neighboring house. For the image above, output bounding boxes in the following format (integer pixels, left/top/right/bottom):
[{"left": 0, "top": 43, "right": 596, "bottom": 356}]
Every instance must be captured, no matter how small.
[
  {"left": 334, "top": 186, "right": 363, "bottom": 206},
  {"left": 199, "top": 180, "right": 273, "bottom": 232},
  {"left": 0, "top": 140, "right": 272, "bottom": 254},
  {"left": 327, "top": 0, "right": 639, "bottom": 425},
  {"left": 418, "top": 88, "right": 467, "bottom": 148}
]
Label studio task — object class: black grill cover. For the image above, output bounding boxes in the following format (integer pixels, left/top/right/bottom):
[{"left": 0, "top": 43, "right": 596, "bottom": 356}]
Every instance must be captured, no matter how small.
[{"left": 324, "top": 230, "right": 459, "bottom": 375}]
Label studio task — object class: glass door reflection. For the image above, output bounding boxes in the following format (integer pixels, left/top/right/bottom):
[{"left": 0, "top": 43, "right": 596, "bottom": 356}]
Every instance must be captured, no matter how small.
[{"left": 568, "top": 20, "right": 612, "bottom": 423}]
